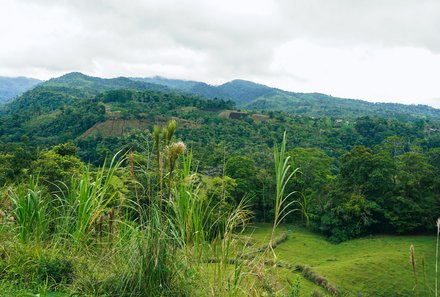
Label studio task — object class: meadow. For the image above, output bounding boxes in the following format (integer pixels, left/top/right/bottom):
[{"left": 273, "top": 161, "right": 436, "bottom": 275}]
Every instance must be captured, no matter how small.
[{"left": 246, "top": 224, "right": 437, "bottom": 296}]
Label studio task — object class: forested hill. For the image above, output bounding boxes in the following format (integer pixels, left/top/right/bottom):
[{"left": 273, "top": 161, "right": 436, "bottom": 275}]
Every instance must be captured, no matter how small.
[
  {"left": 0, "top": 72, "right": 173, "bottom": 114},
  {"left": 134, "top": 76, "right": 440, "bottom": 119},
  {"left": 42, "top": 72, "right": 169, "bottom": 94},
  {"left": 0, "top": 76, "right": 41, "bottom": 104}
]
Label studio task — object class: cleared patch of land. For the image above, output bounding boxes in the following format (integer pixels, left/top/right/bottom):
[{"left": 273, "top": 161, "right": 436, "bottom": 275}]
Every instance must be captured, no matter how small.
[
  {"left": 81, "top": 119, "right": 149, "bottom": 138},
  {"left": 218, "top": 110, "right": 248, "bottom": 119}
]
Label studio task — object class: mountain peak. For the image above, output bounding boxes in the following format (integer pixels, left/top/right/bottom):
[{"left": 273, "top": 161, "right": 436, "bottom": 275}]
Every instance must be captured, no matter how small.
[
  {"left": 222, "top": 79, "right": 271, "bottom": 89},
  {"left": 57, "top": 72, "right": 90, "bottom": 79}
]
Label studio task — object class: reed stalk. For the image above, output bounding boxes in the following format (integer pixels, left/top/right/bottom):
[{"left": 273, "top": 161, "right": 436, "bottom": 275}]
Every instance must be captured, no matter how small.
[{"left": 270, "top": 132, "right": 299, "bottom": 258}]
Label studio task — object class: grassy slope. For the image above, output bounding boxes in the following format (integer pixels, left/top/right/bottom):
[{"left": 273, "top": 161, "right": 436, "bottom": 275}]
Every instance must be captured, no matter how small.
[{"left": 247, "top": 224, "right": 436, "bottom": 297}]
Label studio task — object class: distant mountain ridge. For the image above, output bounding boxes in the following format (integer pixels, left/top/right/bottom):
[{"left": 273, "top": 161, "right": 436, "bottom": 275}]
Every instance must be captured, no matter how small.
[
  {"left": 0, "top": 76, "right": 41, "bottom": 104},
  {"left": 2, "top": 72, "right": 440, "bottom": 119},
  {"left": 131, "top": 76, "right": 440, "bottom": 119},
  {"left": 131, "top": 77, "right": 277, "bottom": 105}
]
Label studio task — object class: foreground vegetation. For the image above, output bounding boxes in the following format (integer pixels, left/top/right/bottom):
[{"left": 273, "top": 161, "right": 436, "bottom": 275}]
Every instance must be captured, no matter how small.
[{"left": 0, "top": 127, "right": 311, "bottom": 296}]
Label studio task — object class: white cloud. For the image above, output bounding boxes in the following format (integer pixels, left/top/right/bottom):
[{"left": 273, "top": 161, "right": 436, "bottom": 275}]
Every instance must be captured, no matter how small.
[
  {"left": 0, "top": 0, "right": 439, "bottom": 107},
  {"left": 274, "top": 41, "right": 440, "bottom": 107},
  {"left": 278, "top": 0, "right": 440, "bottom": 51}
]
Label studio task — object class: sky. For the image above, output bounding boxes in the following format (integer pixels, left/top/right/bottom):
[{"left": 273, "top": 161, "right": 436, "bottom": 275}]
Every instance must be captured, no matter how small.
[{"left": 1, "top": 0, "right": 440, "bottom": 107}]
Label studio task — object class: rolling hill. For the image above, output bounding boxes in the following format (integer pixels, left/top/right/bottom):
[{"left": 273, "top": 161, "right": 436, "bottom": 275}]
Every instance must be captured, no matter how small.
[{"left": 43, "top": 72, "right": 169, "bottom": 94}]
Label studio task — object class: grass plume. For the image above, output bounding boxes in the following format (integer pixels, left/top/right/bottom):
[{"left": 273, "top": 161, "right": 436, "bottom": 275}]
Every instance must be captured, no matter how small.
[{"left": 410, "top": 244, "right": 419, "bottom": 297}]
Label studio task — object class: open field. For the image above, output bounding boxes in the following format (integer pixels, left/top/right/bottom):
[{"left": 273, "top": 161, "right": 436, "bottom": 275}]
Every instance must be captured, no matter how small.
[{"left": 246, "top": 224, "right": 437, "bottom": 297}]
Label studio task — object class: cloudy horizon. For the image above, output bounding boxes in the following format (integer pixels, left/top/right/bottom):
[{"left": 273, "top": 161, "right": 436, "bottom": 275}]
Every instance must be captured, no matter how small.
[{"left": 1, "top": 0, "right": 440, "bottom": 107}]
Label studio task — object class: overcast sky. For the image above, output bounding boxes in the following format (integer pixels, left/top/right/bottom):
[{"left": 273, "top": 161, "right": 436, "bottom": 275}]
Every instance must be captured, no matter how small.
[{"left": 1, "top": 0, "right": 440, "bottom": 107}]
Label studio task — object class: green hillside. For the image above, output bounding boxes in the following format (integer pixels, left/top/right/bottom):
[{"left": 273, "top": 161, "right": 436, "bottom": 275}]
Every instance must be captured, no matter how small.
[
  {"left": 5, "top": 72, "right": 438, "bottom": 120},
  {"left": 0, "top": 74, "right": 438, "bottom": 238}
]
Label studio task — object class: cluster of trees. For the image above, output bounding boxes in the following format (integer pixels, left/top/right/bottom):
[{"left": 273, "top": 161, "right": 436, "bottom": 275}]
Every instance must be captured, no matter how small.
[{"left": 296, "top": 142, "right": 440, "bottom": 242}]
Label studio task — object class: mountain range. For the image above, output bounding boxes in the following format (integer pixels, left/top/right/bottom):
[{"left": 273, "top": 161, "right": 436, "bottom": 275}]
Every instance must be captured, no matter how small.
[{"left": 1, "top": 72, "right": 439, "bottom": 119}]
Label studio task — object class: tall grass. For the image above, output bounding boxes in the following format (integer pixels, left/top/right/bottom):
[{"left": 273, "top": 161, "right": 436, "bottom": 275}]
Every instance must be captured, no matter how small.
[
  {"left": 170, "top": 152, "right": 207, "bottom": 251},
  {"left": 410, "top": 244, "right": 419, "bottom": 297},
  {"left": 209, "top": 196, "right": 252, "bottom": 296},
  {"left": 114, "top": 208, "right": 176, "bottom": 296},
  {"left": 9, "top": 176, "right": 48, "bottom": 242},
  {"left": 168, "top": 149, "right": 254, "bottom": 295},
  {"left": 51, "top": 152, "right": 125, "bottom": 246}
]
